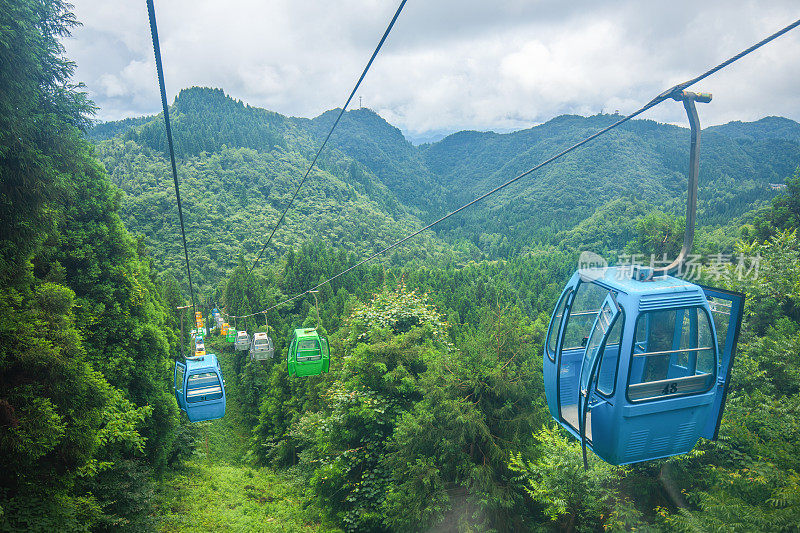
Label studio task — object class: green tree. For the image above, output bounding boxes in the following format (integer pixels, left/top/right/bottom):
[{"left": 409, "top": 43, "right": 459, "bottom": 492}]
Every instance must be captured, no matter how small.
[
  {"left": 384, "top": 305, "right": 546, "bottom": 531},
  {"left": 1, "top": 1, "right": 181, "bottom": 528},
  {"left": 509, "top": 426, "right": 648, "bottom": 533},
  {"left": 753, "top": 169, "right": 800, "bottom": 241}
]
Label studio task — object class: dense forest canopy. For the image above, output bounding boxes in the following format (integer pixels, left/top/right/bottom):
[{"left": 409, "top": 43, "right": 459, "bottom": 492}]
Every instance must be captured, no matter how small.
[
  {"left": 1, "top": 1, "right": 183, "bottom": 529},
  {"left": 2, "top": 1, "right": 800, "bottom": 532}
]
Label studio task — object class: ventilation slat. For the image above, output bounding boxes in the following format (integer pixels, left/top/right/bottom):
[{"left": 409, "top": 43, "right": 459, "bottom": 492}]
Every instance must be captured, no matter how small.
[
  {"left": 628, "top": 429, "right": 649, "bottom": 455},
  {"left": 639, "top": 293, "right": 705, "bottom": 312}
]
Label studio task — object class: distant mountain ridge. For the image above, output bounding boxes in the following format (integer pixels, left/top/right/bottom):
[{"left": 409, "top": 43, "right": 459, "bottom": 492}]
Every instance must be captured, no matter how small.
[
  {"left": 706, "top": 116, "right": 800, "bottom": 144},
  {"left": 89, "top": 87, "right": 800, "bottom": 285}
]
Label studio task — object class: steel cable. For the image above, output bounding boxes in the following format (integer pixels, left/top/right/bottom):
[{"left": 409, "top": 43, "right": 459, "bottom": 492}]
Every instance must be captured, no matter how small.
[
  {"left": 249, "top": 0, "right": 408, "bottom": 274},
  {"left": 147, "top": 0, "right": 197, "bottom": 315}
]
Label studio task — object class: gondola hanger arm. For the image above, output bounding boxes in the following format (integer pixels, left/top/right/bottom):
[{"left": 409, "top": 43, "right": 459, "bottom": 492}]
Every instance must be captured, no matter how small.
[{"left": 651, "top": 91, "right": 711, "bottom": 278}]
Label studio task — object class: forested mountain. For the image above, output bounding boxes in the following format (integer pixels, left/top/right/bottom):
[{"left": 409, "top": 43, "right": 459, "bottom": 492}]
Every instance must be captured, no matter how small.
[
  {"left": 92, "top": 88, "right": 455, "bottom": 291},
  {"left": 87, "top": 115, "right": 154, "bottom": 142},
  {"left": 91, "top": 87, "right": 800, "bottom": 292},
  {"left": 707, "top": 115, "right": 800, "bottom": 144},
  {"left": 426, "top": 113, "right": 800, "bottom": 245}
]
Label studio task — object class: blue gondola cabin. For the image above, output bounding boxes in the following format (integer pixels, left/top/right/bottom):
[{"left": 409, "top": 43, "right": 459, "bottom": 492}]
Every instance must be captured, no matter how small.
[
  {"left": 543, "top": 266, "right": 743, "bottom": 465},
  {"left": 174, "top": 353, "right": 226, "bottom": 422},
  {"left": 287, "top": 328, "right": 330, "bottom": 377}
]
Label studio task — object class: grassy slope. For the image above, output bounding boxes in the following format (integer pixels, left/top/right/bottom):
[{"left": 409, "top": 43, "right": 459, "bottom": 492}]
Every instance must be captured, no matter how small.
[{"left": 156, "top": 338, "right": 340, "bottom": 532}]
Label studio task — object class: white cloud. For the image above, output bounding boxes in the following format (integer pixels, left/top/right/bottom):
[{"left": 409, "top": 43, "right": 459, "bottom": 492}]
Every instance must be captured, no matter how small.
[
  {"left": 63, "top": 0, "right": 800, "bottom": 138},
  {"left": 98, "top": 73, "right": 126, "bottom": 98}
]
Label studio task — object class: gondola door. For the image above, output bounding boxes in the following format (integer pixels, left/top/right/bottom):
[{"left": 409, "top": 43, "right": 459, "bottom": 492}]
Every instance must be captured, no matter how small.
[
  {"left": 552, "top": 279, "right": 610, "bottom": 434},
  {"left": 174, "top": 361, "right": 187, "bottom": 410},
  {"left": 321, "top": 337, "right": 331, "bottom": 373},
  {"left": 699, "top": 286, "right": 745, "bottom": 440},
  {"left": 577, "top": 293, "right": 621, "bottom": 465},
  {"left": 543, "top": 284, "right": 574, "bottom": 421}
]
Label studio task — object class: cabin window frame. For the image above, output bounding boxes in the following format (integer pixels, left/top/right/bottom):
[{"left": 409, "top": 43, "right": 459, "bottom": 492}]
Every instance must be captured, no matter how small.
[
  {"left": 594, "top": 305, "right": 625, "bottom": 399},
  {"left": 546, "top": 289, "right": 572, "bottom": 362},
  {"left": 298, "top": 338, "right": 320, "bottom": 352},
  {"left": 296, "top": 337, "right": 322, "bottom": 362},
  {"left": 185, "top": 371, "right": 223, "bottom": 403},
  {"left": 625, "top": 305, "right": 718, "bottom": 403},
  {"left": 559, "top": 281, "right": 612, "bottom": 353},
  {"left": 175, "top": 364, "right": 185, "bottom": 391}
]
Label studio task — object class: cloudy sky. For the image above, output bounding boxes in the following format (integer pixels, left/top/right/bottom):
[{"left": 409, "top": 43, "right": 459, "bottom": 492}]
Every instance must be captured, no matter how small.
[{"left": 64, "top": 0, "right": 800, "bottom": 142}]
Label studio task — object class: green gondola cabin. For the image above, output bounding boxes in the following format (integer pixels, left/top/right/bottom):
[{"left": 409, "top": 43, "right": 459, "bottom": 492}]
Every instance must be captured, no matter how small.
[{"left": 287, "top": 328, "right": 330, "bottom": 377}]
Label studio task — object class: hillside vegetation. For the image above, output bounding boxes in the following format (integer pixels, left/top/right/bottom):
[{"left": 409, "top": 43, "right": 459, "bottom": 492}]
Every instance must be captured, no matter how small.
[{"left": 91, "top": 87, "right": 800, "bottom": 291}]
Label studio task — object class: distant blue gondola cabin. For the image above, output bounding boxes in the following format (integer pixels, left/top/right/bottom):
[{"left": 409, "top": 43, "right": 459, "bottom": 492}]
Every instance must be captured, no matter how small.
[
  {"left": 287, "top": 328, "right": 330, "bottom": 377},
  {"left": 174, "top": 353, "right": 226, "bottom": 422}
]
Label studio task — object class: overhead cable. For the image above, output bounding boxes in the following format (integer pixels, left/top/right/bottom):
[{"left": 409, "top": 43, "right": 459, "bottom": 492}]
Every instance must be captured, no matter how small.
[
  {"left": 249, "top": 0, "right": 409, "bottom": 274},
  {"left": 147, "top": 0, "right": 197, "bottom": 315}
]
